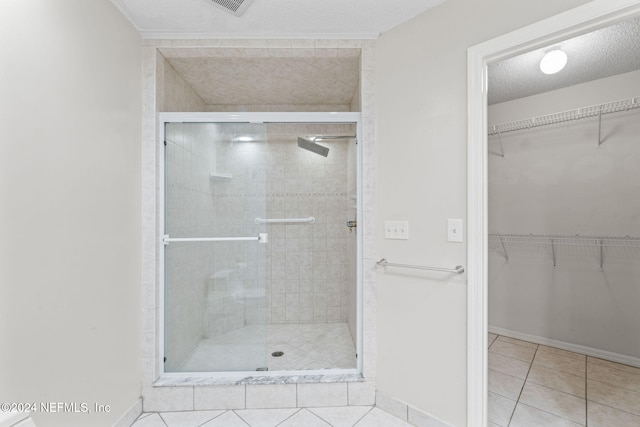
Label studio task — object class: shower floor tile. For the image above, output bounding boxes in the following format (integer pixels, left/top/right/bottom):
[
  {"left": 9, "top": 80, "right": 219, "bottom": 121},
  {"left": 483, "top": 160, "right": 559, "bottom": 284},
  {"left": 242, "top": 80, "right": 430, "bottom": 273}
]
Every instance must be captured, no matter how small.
[{"left": 178, "top": 322, "right": 357, "bottom": 372}]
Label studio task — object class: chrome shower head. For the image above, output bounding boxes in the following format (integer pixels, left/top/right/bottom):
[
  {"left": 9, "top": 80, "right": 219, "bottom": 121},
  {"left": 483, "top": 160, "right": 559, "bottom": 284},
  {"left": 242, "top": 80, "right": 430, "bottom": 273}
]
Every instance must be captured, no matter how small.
[
  {"left": 297, "top": 136, "right": 330, "bottom": 157},
  {"left": 296, "top": 134, "right": 356, "bottom": 157}
]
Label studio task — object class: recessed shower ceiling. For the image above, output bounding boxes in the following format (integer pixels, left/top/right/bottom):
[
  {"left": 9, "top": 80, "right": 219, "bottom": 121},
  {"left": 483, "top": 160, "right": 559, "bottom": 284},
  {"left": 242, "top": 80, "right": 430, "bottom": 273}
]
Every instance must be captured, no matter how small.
[
  {"left": 489, "top": 16, "right": 640, "bottom": 105},
  {"left": 164, "top": 53, "right": 360, "bottom": 106}
]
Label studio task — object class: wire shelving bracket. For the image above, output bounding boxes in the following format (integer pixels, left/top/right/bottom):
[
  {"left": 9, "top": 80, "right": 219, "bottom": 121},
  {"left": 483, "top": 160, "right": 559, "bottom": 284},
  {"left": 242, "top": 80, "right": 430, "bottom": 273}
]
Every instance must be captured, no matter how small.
[
  {"left": 488, "top": 233, "right": 640, "bottom": 271},
  {"left": 488, "top": 96, "right": 640, "bottom": 154}
]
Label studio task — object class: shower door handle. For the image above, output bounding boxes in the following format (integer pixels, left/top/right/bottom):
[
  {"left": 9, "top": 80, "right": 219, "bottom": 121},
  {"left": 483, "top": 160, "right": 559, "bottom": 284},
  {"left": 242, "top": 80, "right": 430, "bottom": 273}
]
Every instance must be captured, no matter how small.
[{"left": 162, "top": 233, "right": 268, "bottom": 245}]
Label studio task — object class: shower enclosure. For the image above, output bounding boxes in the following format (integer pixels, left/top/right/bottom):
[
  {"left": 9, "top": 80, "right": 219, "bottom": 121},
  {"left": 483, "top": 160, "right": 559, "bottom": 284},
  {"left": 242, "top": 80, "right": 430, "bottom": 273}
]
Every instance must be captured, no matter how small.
[{"left": 160, "top": 112, "right": 362, "bottom": 376}]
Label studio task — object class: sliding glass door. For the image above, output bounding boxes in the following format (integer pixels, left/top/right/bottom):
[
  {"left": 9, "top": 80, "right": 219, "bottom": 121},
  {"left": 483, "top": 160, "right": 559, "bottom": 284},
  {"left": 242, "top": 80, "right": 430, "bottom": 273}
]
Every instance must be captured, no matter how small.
[
  {"left": 161, "top": 114, "right": 362, "bottom": 376},
  {"left": 163, "top": 122, "right": 269, "bottom": 372}
]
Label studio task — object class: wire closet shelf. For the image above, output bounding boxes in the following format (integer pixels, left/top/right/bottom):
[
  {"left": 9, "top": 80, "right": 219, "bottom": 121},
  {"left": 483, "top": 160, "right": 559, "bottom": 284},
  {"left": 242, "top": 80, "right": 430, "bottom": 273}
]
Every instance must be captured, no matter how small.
[
  {"left": 489, "top": 234, "right": 640, "bottom": 248},
  {"left": 488, "top": 96, "right": 640, "bottom": 136},
  {"left": 489, "top": 234, "right": 640, "bottom": 270}
]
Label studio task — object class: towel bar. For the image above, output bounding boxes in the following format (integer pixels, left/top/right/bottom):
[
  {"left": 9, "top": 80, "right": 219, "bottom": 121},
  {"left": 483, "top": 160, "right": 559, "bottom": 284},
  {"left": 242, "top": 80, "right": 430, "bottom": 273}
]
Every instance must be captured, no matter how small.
[{"left": 376, "top": 258, "right": 464, "bottom": 274}]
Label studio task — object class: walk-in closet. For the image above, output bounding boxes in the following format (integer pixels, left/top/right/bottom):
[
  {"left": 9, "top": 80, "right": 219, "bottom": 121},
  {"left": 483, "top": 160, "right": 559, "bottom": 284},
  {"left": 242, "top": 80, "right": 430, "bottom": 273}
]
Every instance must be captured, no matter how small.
[{"left": 486, "top": 15, "right": 640, "bottom": 427}]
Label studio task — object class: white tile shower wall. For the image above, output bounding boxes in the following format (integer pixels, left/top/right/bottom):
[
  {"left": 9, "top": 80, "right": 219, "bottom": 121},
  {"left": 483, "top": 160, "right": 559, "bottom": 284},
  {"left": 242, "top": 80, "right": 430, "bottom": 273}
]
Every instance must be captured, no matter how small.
[
  {"left": 153, "top": 51, "right": 210, "bottom": 371},
  {"left": 164, "top": 122, "right": 219, "bottom": 370},
  {"left": 207, "top": 123, "right": 355, "bottom": 335},
  {"left": 162, "top": 58, "right": 207, "bottom": 112},
  {"left": 141, "top": 38, "right": 377, "bottom": 406},
  {"left": 267, "top": 124, "right": 353, "bottom": 326},
  {"left": 156, "top": 53, "right": 206, "bottom": 113},
  {"left": 207, "top": 124, "right": 269, "bottom": 336}
]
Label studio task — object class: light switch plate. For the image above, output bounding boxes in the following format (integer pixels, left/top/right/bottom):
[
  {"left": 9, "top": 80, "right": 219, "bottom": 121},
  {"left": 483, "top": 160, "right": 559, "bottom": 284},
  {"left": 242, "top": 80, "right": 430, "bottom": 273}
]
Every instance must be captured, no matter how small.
[
  {"left": 448, "top": 218, "right": 463, "bottom": 242},
  {"left": 384, "top": 220, "right": 409, "bottom": 239}
]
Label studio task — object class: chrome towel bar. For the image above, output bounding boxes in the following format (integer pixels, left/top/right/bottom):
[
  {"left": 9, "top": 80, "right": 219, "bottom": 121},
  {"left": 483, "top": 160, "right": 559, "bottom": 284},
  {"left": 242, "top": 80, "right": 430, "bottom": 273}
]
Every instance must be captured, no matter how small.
[
  {"left": 376, "top": 258, "right": 465, "bottom": 274},
  {"left": 163, "top": 233, "right": 268, "bottom": 245},
  {"left": 255, "top": 217, "right": 316, "bottom": 224}
]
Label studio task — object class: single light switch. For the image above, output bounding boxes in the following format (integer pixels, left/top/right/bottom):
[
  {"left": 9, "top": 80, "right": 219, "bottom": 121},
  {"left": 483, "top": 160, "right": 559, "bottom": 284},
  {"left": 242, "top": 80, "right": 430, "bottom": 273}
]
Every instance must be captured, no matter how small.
[
  {"left": 396, "top": 221, "right": 409, "bottom": 239},
  {"left": 448, "top": 218, "right": 463, "bottom": 242}
]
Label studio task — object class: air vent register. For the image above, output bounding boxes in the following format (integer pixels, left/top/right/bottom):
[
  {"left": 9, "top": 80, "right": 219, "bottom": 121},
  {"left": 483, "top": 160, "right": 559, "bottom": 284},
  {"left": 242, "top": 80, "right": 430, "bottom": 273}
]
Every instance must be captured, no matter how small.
[{"left": 202, "top": 0, "right": 255, "bottom": 16}]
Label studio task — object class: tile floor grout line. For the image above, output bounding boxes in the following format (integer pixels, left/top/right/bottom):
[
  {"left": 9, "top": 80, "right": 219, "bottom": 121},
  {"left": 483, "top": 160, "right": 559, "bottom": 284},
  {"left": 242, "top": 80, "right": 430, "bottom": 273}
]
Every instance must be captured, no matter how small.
[
  {"left": 307, "top": 407, "right": 340, "bottom": 426},
  {"left": 523, "top": 364, "right": 590, "bottom": 425},
  {"left": 522, "top": 378, "right": 586, "bottom": 400},
  {"left": 274, "top": 408, "right": 304, "bottom": 426},
  {"left": 346, "top": 380, "right": 349, "bottom": 406},
  {"left": 585, "top": 397, "right": 640, "bottom": 419},
  {"left": 515, "top": 402, "right": 586, "bottom": 427},
  {"left": 506, "top": 336, "right": 538, "bottom": 427},
  {"left": 585, "top": 378, "right": 640, "bottom": 417},
  {"left": 234, "top": 409, "right": 251, "bottom": 427},
  {"left": 353, "top": 407, "right": 375, "bottom": 426},
  {"left": 587, "top": 359, "right": 640, "bottom": 381},
  {"left": 157, "top": 412, "right": 170, "bottom": 427},
  {"left": 524, "top": 354, "right": 586, "bottom": 380},
  {"left": 494, "top": 336, "right": 538, "bottom": 351},
  {"left": 197, "top": 409, "right": 229, "bottom": 427},
  {"left": 585, "top": 356, "right": 588, "bottom": 427}
]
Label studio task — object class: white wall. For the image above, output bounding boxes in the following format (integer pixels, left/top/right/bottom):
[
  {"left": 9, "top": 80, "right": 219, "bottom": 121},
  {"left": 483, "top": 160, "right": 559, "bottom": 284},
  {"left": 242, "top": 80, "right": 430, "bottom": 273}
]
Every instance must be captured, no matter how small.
[
  {"left": 374, "top": 0, "right": 591, "bottom": 425},
  {"left": 0, "top": 1, "right": 142, "bottom": 426},
  {"left": 488, "top": 70, "right": 640, "bottom": 361}
]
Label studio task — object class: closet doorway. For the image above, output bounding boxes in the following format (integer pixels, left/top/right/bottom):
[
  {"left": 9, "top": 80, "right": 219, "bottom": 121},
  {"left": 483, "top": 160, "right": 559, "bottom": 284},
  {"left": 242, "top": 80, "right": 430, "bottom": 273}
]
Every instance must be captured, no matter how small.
[
  {"left": 485, "top": 15, "right": 640, "bottom": 427},
  {"left": 467, "top": 1, "right": 640, "bottom": 426}
]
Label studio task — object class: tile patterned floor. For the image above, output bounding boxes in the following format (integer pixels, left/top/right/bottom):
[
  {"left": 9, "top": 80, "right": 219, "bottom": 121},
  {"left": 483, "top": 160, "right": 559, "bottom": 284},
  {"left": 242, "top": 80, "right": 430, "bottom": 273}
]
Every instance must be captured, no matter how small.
[
  {"left": 131, "top": 406, "right": 414, "bottom": 427},
  {"left": 488, "top": 333, "right": 640, "bottom": 426},
  {"left": 178, "top": 323, "right": 357, "bottom": 372}
]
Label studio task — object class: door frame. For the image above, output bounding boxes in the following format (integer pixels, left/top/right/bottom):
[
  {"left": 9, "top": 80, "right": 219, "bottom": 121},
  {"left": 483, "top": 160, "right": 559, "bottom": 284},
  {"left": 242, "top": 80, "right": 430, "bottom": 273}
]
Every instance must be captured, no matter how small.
[{"left": 466, "top": 0, "right": 640, "bottom": 424}]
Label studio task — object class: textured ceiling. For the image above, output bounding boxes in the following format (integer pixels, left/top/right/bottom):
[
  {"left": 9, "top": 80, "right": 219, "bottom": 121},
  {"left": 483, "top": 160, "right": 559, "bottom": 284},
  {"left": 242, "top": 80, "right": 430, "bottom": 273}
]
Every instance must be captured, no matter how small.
[
  {"left": 488, "top": 16, "right": 640, "bottom": 105},
  {"left": 112, "top": 1, "right": 640, "bottom": 107},
  {"left": 164, "top": 51, "right": 361, "bottom": 106},
  {"left": 110, "top": 0, "right": 447, "bottom": 38}
]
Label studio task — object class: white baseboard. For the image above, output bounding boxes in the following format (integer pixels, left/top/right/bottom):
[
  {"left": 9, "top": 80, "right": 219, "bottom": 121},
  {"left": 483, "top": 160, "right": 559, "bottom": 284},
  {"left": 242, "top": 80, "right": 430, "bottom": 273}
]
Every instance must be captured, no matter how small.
[
  {"left": 112, "top": 398, "right": 142, "bottom": 427},
  {"left": 489, "top": 326, "right": 640, "bottom": 368},
  {"left": 375, "top": 390, "right": 453, "bottom": 427}
]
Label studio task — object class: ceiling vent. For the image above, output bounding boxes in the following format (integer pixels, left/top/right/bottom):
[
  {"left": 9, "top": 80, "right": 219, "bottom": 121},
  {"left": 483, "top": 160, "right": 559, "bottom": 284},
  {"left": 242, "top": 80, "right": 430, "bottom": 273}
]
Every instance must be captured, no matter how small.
[{"left": 202, "top": 0, "right": 255, "bottom": 16}]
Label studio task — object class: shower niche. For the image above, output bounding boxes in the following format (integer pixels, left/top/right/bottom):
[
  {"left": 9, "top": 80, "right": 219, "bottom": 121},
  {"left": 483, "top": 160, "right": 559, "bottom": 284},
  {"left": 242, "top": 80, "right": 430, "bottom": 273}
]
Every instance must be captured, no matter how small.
[{"left": 161, "top": 114, "right": 362, "bottom": 376}]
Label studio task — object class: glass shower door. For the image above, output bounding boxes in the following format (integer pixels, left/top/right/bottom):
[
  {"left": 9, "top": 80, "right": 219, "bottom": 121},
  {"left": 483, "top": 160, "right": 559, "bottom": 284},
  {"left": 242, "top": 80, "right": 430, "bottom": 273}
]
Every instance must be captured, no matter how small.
[{"left": 163, "top": 122, "right": 269, "bottom": 373}]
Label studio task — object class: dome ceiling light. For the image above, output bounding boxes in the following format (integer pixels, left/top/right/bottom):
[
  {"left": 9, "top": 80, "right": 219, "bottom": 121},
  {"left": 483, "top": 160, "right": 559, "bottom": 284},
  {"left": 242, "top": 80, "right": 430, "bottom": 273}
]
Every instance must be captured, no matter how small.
[{"left": 540, "top": 49, "right": 568, "bottom": 75}]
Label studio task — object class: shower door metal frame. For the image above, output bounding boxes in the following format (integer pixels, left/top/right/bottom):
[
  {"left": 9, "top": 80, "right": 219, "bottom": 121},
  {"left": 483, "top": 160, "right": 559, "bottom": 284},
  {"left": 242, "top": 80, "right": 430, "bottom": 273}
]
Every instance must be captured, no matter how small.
[{"left": 158, "top": 112, "right": 363, "bottom": 380}]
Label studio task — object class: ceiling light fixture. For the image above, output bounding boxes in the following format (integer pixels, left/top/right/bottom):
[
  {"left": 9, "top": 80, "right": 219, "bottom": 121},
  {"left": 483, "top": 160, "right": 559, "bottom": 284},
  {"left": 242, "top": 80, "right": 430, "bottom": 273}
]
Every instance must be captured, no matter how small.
[
  {"left": 540, "top": 49, "right": 568, "bottom": 75},
  {"left": 235, "top": 136, "right": 254, "bottom": 142}
]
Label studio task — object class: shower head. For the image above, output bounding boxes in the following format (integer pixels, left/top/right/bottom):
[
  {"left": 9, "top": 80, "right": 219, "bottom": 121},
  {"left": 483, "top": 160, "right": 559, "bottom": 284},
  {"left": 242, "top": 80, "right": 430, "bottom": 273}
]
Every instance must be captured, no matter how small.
[
  {"left": 297, "top": 134, "right": 357, "bottom": 157},
  {"left": 298, "top": 136, "right": 330, "bottom": 157}
]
